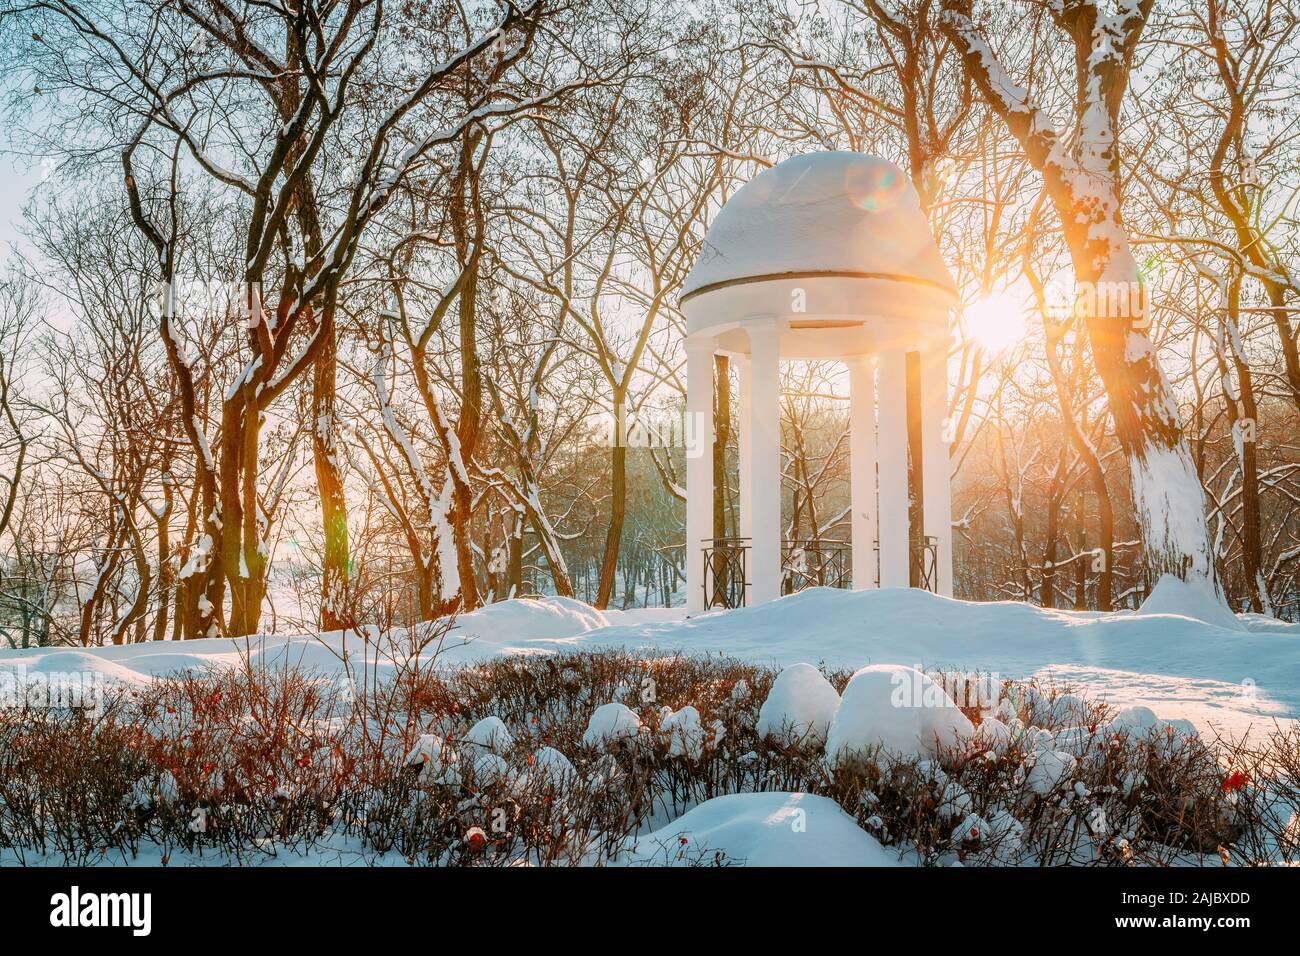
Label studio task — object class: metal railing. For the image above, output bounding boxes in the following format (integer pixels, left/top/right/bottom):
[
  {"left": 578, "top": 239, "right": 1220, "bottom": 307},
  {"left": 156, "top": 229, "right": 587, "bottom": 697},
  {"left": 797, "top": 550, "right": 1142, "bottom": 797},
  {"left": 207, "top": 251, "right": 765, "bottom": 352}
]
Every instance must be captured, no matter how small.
[
  {"left": 911, "top": 535, "right": 938, "bottom": 592},
  {"left": 782, "top": 538, "right": 851, "bottom": 593},
  {"left": 701, "top": 534, "right": 941, "bottom": 607},
  {"left": 702, "top": 537, "right": 750, "bottom": 610}
]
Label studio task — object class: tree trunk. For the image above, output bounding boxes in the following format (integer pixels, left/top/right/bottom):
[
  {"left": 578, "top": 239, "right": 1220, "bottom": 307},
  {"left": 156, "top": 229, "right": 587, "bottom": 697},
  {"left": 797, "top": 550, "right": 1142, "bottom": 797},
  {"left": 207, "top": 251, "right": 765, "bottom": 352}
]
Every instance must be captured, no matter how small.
[
  {"left": 314, "top": 327, "right": 350, "bottom": 630},
  {"left": 595, "top": 439, "right": 626, "bottom": 608},
  {"left": 1041, "top": 450, "right": 1068, "bottom": 609},
  {"left": 943, "top": 0, "right": 1220, "bottom": 598},
  {"left": 1220, "top": 276, "right": 1268, "bottom": 613},
  {"left": 906, "top": 351, "right": 924, "bottom": 585},
  {"left": 152, "top": 483, "right": 173, "bottom": 643}
]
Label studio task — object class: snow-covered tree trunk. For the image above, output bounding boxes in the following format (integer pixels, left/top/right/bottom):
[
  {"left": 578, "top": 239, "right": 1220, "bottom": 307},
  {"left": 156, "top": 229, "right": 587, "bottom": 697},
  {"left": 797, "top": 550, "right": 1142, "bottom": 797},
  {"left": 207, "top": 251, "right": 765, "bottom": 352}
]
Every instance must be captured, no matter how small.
[
  {"left": 1026, "top": 220, "right": 1116, "bottom": 609},
  {"left": 367, "top": 341, "right": 460, "bottom": 620},
  {"left": 482, "top": 336, "right": 577, "bottom": 598},
  {"left": 941, "top": 0, "right": 1222, "bottom": 595}
]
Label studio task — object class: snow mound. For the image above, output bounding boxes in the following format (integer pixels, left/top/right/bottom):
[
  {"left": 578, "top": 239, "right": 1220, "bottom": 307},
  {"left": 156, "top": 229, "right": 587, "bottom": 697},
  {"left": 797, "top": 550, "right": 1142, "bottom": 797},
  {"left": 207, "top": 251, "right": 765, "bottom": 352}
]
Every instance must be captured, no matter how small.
[
  {"left": 1027, "top": 750, "right": 1076, "bottom": 795},
  {"left": 1108, "top": 705, "right": 1198, "bottom": 740},
  {"left": 973, "top": 716, "right": 1012, "bottom": 754},
  {"left": 7, "top": 650, "right": 155, "bottom": 687},
  {"left": 1109, "top": 704, "right": 1161, "bottom": 733},
  {"left": 470, "top": 751, "right": 512, "bottom": 789},
  {"left": 529, "top": 747, "right": 578, "bottom": 791},
  {"left": 660, "top": 705, "right": 705, "bottom": 759},
  {"left": 826, "top": 664, "right": 974, "bottom": 766},
  {"left": 451, "top": 596, "right": 613, "bottom": 651},
  {"left": 756, "top": 662, "right": 840, "bottom": 747},
  {"left": 1139, "top": 575, "right": 1244, "bottom": 632},
  {"left": 582, "top": 702, "right": 642, "bottom": 750},
  {"left": 464, "top": 716, "right": 512, "bottom": 755},
  {"left": 404, "top": 735, "right": 460, "bottom": 786},
  {"left": 630, "top": 792, "right": 901, "bottom": 867}
]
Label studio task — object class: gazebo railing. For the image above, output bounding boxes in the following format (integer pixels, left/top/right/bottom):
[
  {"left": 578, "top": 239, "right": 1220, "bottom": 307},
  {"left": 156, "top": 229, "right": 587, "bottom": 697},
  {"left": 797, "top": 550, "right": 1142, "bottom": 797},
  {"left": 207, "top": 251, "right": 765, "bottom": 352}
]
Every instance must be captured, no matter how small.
[
  {"left": 782, "top": 538, "right": 851, "bottom": 593},
  {"left": 911, "top": 535, "right": 938, "bottom": 592},
  {"left": 702, "top": 537, "right": 749, "bottom": 610},
  {"left": 700, "top": 534, "right": 938, "bottom": 608}
]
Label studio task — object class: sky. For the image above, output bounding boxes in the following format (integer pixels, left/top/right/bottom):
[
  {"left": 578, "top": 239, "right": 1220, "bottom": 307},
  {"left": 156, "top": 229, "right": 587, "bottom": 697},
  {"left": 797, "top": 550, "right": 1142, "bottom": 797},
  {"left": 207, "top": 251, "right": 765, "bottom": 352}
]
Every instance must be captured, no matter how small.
[{"left": 0, "top": 141, "right": 41, "bottom": 268}]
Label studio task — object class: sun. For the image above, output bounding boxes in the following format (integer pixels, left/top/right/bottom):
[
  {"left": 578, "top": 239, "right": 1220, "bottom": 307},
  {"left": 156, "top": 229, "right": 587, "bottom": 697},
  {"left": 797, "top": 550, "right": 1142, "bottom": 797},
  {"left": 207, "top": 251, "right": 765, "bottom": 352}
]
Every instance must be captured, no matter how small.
[{"left": 962, "top": 292, "right": 1027, "bottom": 354}]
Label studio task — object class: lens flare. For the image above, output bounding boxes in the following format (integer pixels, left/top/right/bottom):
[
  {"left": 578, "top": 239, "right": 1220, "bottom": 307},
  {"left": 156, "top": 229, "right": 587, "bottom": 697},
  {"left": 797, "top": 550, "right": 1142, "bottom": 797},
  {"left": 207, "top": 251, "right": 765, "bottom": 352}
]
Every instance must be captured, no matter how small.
[
  {"left": 963, "top": 292, "right": 1026, "bottom": 353},
  {"left": 845, "top": 161, "right": 906, "bottom": 212}
]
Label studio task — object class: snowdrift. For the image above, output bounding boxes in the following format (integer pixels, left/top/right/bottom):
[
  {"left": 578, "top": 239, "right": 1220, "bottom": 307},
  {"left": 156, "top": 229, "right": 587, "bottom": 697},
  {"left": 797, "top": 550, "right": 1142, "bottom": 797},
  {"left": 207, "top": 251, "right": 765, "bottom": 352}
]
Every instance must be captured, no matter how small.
[
  {"left": 3, "top": 587, "right": 1298, "bottom": 737},
  {"left": 627, "top": 792, "right": 902, "bottom": 867},
  {"left": 1138, "top": 574, "right": 1245, "bottom": 632}
]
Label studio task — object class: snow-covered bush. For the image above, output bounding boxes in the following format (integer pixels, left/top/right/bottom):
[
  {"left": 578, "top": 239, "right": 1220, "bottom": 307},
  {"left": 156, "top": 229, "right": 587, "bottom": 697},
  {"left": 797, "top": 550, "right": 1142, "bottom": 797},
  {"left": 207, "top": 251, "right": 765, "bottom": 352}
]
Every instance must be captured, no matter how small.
[
  {"left": 582, "top": 702, "right": 642, "bottom": 750},
  {"left": 755, "top": 663, "right": 839, "bottom": 747},
  {"left": 405, "top": 735, "right": 462, "bottom": 786},
  {"left": 0, "top": 651, "right": 1293, "bottom": 868},
  {"left": 1025, "top": 749, "right": 1076, "bottom": 795},
  {"left": 464, "top": 716, "right": 513, "bottom": 755},
  {"left": 528, "top": 746, "right": 579, "bottom": 792},
  {"left": 973, "top": 716, "right": 1012, "bottom": 754},
  {"left": 660, "top": 705, "right": 705, "bottom": 759},
  {"left": 826, "top": 664, "right": 974, "bottom": 767}
]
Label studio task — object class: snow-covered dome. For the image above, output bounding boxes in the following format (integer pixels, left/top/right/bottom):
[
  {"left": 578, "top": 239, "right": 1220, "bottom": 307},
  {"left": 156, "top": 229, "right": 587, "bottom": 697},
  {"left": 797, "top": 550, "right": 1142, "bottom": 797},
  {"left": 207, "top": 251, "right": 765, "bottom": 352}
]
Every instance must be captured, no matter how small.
[
  {"left": 681, "top": 152, "right": 956, "bottom": 358},
  {"left": 684, "top": 152, "right": 954, "bottom": 296}
]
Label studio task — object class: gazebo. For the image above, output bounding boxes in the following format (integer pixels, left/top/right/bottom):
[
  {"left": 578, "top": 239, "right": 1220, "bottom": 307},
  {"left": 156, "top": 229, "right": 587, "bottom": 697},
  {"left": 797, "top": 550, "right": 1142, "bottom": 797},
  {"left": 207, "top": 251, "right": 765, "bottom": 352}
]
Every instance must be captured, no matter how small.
[{"left": 680, "top": 152, "right": 957, "bottom": 614}]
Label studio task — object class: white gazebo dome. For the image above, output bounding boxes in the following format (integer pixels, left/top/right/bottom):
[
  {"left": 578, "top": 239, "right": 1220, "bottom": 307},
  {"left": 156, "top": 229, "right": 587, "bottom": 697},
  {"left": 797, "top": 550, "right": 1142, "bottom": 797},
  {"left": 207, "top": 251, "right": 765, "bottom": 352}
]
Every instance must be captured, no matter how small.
[
  {"left": 682, "top": 152, "right": 956, "bottom": 358},
  {"left": 680, "top": 151, "right": 956, "bottom": 615}
]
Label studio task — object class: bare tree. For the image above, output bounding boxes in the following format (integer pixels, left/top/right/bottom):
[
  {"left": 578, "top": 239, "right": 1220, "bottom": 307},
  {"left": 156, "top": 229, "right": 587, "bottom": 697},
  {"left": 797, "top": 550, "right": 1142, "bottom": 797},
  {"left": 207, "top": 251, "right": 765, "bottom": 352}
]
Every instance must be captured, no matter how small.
[{"left": 940, "top": 0, "right": 1221, "bottom": 595}]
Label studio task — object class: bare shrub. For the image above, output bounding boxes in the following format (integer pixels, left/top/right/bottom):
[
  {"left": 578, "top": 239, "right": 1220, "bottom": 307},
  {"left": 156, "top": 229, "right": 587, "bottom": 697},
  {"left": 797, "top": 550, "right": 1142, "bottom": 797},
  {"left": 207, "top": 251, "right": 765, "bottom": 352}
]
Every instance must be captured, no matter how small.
[{"left": 1, "top": 651, "right": 1295, "bottom": 866}]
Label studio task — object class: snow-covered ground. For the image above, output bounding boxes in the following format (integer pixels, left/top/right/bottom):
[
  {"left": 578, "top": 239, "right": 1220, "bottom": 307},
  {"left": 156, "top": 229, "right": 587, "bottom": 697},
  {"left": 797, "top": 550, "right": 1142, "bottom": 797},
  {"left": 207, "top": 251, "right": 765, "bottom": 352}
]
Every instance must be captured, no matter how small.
[
  {"left": 3, "top": 584, "right": 1297, "bottom": 740},
  {"left": 4, "top": 583, "right": 1298, "bottom": 867}
]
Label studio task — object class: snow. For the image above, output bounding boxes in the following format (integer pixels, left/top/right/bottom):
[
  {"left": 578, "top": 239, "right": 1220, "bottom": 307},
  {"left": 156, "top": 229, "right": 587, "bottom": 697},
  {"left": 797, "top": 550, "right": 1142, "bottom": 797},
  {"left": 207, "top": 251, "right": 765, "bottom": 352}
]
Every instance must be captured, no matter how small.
[
  {"left": 659, "top": 705, "right": 705, "bottom": 759},
  {"left": 756, "top": 662, "right": 840, "bottom": 746},
  {"left": 404, "top": 735, "right": 460, "bottom": 786},
  {"left": 7, "top": 587, "right": 1300, "bottom": 868},
  {"left": 1109, "top": 704, "right": 1161, "bottom": 733},
  {"left": 825, "top": 664, "right": 974, "bottom": 766},
  {"left": 1128, "top": 437, "right": 1219, "bottom": 592},
  {"left": 528, "top": 746, "right": 577, "bottom": 791},
  {"left": 470, "top": 751, "right": 511, "bottom": 789},
  {"left": 545, "top": 588, "right": 1299, "bottom": 738},
  {"left": 582, "top": 702, "right": 643, "bottom": 750},
  {"left": 682, "top": 152, "right": 955, "bottom": 295},
  {"left": 1026, "top": 750, "right": 1076, "bottom": 795},
  {"left": 973, "top": 716, "right": 1012, "bottom": 754},
  {"left": 625, "top": 792, "right": 902, "bottom": 867},
  {"left": 1107, "top": 704, "right": 1197, "bottom": 740},
  {"left": 1140, "top": 574, "right": 1244, "bottom": 632},
  {"left": 3, "top": 587, "right": 1298, "bottom": 741},
  {"left": 464, "top": 715, "right": 512, "bottom": 754}
]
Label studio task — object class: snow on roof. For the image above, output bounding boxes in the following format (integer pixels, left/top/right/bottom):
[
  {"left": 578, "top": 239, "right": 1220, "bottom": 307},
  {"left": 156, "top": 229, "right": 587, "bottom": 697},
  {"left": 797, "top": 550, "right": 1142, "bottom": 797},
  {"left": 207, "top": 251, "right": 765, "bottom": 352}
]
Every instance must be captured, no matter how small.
[{"left": 683, "top": 152, "right": 956, "bottom": 298}]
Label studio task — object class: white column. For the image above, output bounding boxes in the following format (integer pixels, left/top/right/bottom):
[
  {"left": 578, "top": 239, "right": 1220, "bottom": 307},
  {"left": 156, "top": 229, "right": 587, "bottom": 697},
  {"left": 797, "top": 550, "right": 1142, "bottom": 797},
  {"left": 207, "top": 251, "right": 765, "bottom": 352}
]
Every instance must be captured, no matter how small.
[
  {"left": 747, "top": 319, "right": 781, "bottom": 605},
  {"left": 736, "top": 355, "right": 753, "bottom": 604},
  {"left": 685, "top": 338, "right": 715, "bottom": 614},
  {"left": 921, "top": 342, "right": 954, "bottom": 597},
  {"left": 876, "top": 349, "right": 910, "bottom": 588},
  {"left": 848, "top": 356, "right": 878, "bottom": 589}
]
